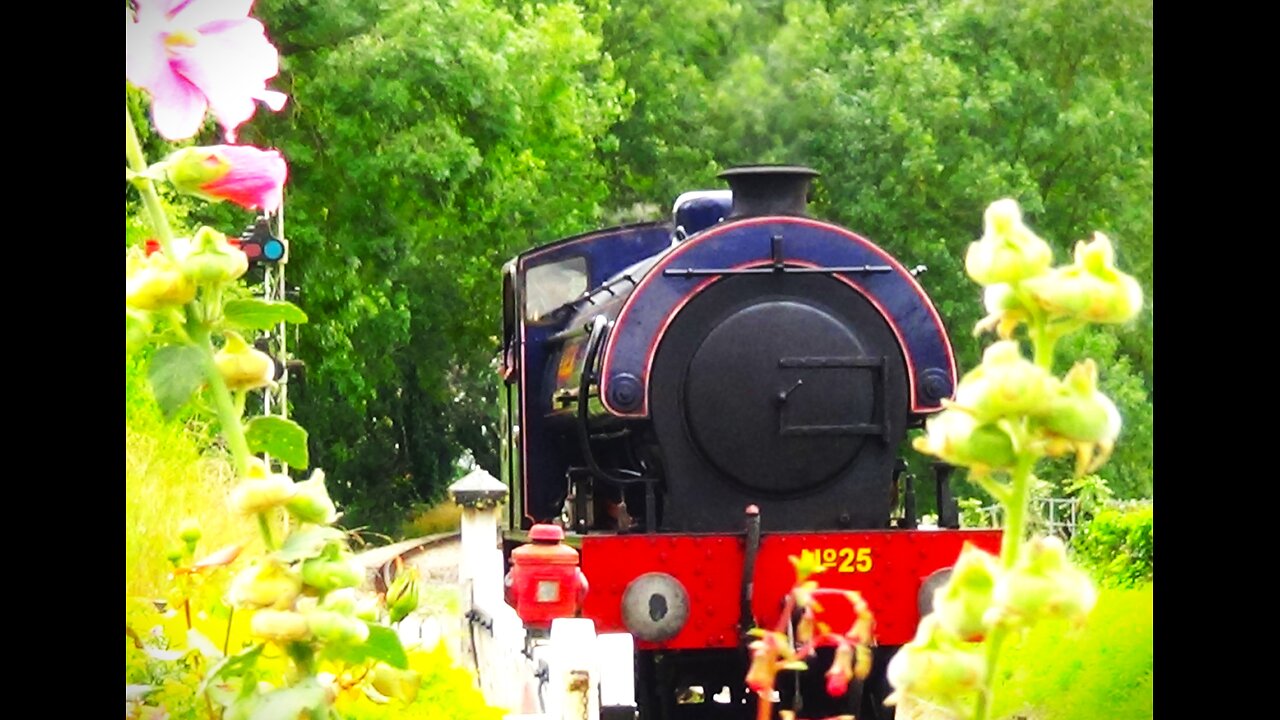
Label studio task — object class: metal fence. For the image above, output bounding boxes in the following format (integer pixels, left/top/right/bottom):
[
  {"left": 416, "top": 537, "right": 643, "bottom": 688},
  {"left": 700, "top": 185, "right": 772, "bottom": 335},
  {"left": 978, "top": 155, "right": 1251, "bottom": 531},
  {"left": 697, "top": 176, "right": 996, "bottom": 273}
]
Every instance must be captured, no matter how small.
[{"left": 976, "top": 497, "right": 1080, "bottom": 539}]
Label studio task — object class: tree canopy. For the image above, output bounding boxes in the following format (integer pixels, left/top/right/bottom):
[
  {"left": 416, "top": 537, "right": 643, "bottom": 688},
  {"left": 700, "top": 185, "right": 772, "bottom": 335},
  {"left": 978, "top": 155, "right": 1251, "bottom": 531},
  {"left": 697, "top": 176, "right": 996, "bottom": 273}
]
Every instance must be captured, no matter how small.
[{"left": 158, "top": 0, "right": 1153, "bottom": 531}]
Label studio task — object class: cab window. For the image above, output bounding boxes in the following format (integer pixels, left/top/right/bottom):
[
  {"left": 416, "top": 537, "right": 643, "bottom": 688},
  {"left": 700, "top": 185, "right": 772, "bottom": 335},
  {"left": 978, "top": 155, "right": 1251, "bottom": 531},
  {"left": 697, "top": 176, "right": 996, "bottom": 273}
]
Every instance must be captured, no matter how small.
[{"left": 524, "top": 255, "right": 588, "bottom": 324}]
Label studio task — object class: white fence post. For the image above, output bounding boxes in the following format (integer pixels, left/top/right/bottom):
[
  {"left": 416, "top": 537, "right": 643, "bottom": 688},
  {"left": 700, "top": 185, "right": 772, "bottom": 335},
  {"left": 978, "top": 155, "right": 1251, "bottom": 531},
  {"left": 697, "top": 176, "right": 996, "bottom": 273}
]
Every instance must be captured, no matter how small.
[{"left": 450, "top": 469, "right": 537, "bottom": 716}]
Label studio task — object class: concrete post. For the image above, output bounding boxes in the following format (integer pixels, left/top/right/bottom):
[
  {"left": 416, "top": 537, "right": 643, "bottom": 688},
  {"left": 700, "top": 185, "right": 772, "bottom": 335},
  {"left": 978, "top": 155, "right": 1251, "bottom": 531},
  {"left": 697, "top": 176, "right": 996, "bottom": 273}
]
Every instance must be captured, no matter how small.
[
  {"left": 450, "top": 467, "right": 510, "bottom": 610},
  {"left": 451, "top": 468, "right": 536, "bottom": 716}
]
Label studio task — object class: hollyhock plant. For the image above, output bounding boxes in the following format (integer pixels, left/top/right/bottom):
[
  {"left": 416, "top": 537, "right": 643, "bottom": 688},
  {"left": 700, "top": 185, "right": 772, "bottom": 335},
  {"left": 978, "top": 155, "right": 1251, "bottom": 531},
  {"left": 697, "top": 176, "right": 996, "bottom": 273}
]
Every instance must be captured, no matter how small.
[
  {"left": 126, "top": 5, "right": 416, "bottom": 720},
  {"left": 125, "top": 0, "right": 287, "bottom": 141},
  {"left": 896, "top": 198, "right": 1145, "bottom": 720},
  {"left": 161, "top": 145, "right": 288, "bottom": 212}
]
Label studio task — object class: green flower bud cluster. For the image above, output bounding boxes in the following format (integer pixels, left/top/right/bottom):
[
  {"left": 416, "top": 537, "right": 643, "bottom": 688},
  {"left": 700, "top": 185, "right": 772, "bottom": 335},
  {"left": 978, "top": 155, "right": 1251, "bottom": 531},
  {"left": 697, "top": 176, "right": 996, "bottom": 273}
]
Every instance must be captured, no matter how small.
[
  {"left": 888, "top": 540, "right": 1096, "bottom": 715},
  {"left": 965, "top": 199, "right": 1054, "bottom": 286},
  {"left": 968, "top": 200, "right": 1143, "bottom": 339},
  {"left": 885, "top": 615, "right": 988, "bottom": 715},
  {"left": 125, "top": 226, "right": 249, "bottom": 314},
  {"left": 984, "top": 536, "right": 1096, "bottom": 629},
  {"left": 224, "top": 455, "right": 376, "bottom": 652},
  {"left": 232, "top": 532, "right": 371, "bottom": 646},
  {"left": 914, "top": 343, "right": 1122, "bottom": 477},
  {"left": 230, "top": 458, "right": 338, "bottom": 525}
]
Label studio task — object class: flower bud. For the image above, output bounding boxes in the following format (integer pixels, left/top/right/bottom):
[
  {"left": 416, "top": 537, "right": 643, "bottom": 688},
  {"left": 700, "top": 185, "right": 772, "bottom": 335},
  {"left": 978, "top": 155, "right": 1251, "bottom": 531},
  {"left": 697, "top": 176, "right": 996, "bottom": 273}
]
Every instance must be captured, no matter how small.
[
  {"left": 1039, "top": 360, "right": 1122, "bottom": 444},
  {"left": 306, "top": 609, "right": 370, "bottom": 645},
  {"left": 386, "top": 567, "right": 420, "bottom": 623},
  {"left": 1022, "top": 232, "right": 1143, "bottom": 325},
  {"left": 746, "top": 631, "right": 796, "bottom": 695},
  {"left": 986, "top": 536, "right": 1096, "bottom": 629},
  {"left": 163, "top": 145, "right": 288, "bottom": 213},
  {"left": 286, "top": 469, "right": 339, "bottom": 525},
  {"left": 180, "top": 226, "right": 248, "bottom": 285},
  {"left": 1036, "top": 360, "right": 1122, "bottom": 475},
  {"left": 953, "top": 341, "right": 1057, "bottom": 423},
  {"left": 974, "top": 284, "right": 1031, "bottom": 338},
  {"left": 913, "top": 409, "right": 1017, "bottom": 473},
  {"left": 178, "top": 518, "right": 202, "bottom": 545},
  {"left": 166, "top": 546, "right": 186, "bottom": 566},
  {"left": 826, "top": 641, "right": 856, "bottom": 696},
  {"left": 321, "top": 588, "right": 359, "bottom": 615},
  {"left": 215, "top": 332, "right": 275, "bottom": 392},
  {"left": 932, "top": 544, "right": 999, "bottom": 642},
  {"left": 126, "top": 245, "right": 196, "bottom": 311},
  {"left": 885, "top": 616, "right": 986, "bottom": 711},
  {"left": 302, "top": 554, "right": 364, "bottom": 593},
  {"left": 250, "top": 609, "right": 311, "bottom": 642},
  {"left": 228, "top": 560, "right": 302, "bottom": 610},
  {"left": 965, "top": 199, "right": 1054, "bottom": 286},
  {"left": 370, "top": 664, "right": 422, "bottom": 703},
  {"left": 230, "top": 473, "right": 296, "bottom": 515}
]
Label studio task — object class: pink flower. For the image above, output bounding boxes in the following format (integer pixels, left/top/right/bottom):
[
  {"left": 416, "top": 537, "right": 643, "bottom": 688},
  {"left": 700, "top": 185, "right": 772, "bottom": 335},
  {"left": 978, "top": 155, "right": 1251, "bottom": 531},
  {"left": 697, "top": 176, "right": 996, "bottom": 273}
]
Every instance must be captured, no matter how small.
[
  {"left": 126, "top": 0, "right": 287, "bottom": 142},
  {"left": 164, "top": 145, "right": 287, "bottom": 212}
]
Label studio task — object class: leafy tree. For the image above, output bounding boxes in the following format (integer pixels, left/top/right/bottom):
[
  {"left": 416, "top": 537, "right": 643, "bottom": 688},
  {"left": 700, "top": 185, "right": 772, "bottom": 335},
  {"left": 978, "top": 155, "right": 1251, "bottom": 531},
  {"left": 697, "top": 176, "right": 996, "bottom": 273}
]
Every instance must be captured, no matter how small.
[
  {"left": 235, "top": 0, "right": 626, "bottom": 531},
  {"left": 685, "top": 0, "right": 1153, "bottom": 499},
  {"left": 181, "top": 0, "right": 1151, "bottom": 530}
]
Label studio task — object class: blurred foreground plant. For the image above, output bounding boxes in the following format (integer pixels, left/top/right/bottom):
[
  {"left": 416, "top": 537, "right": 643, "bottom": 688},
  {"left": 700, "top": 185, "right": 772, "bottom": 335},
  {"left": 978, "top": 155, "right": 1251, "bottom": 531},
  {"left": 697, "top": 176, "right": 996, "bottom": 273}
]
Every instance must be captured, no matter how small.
[
  {"left": 126, "top": 2, "right": 418, "bottom": 717},
  {"left": 746, "top": 552, "right": 875, "bottom": 720},
  {"left": 893, "top": 199, "right": 1144, "bottom": 720}
]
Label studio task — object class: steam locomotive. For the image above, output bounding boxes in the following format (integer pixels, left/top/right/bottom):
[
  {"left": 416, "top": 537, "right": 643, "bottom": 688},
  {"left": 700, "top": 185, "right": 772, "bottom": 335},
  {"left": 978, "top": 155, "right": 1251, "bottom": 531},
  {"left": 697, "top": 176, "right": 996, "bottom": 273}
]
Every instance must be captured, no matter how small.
[{"left": 494, "top": 166, "right": 1002, "bottom": 719}]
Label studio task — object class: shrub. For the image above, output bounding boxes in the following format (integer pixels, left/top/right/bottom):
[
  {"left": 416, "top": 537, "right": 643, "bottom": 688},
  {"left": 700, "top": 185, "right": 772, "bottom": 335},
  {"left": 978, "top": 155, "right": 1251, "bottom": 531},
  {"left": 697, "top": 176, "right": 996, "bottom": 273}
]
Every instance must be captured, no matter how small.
[
  {"left": 401, "top": 502, "right": 465, "bottom": 538},
  {"left": 1071, "top": 502, "right": 1153, "bottom": 588}
]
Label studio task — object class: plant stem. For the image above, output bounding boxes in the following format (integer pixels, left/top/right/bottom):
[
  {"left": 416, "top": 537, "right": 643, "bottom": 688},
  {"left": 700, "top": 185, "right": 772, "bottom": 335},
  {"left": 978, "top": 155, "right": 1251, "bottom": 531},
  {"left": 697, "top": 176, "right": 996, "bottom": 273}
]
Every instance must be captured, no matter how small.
[
  {"left": 125, "top": 102, "right": 176, "bottom": 259},
  {"left": 195, "top": 331, "right": 252, "bottom": 475},
  {"left": 756, "top": 696, "right": 771, "bottom": 720},
  {"left": 974, "top": 451, "right": 1036, "bottom": 720},
  {"left": 1031, "top": 324, "right": 1057, "bottom": 371},
  {"left": 257, "top": 513, "right": 276, "bottom": 551},
  {"left": 192, "top": 328, "right": 277, "bottom": 551},
  {"left": 999, "top": 454, "right": 1035, "bottom": 566},
  {"left": 223, "top": 606, "right": 235, "bottom": 656}
]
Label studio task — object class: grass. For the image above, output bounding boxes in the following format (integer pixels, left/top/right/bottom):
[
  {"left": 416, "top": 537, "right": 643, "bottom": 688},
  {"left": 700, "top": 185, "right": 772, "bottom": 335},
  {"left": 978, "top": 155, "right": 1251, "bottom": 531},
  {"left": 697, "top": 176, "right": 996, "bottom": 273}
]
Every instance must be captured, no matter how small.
[
  {"left": 126, "top": 354, "right": 258, "bottom": 599},
  {"left": 400, "top": 501, "right": 465, "bottom": 537},
  {"left": 990, "top": 583, "right": 1153, "bottom": 720}
]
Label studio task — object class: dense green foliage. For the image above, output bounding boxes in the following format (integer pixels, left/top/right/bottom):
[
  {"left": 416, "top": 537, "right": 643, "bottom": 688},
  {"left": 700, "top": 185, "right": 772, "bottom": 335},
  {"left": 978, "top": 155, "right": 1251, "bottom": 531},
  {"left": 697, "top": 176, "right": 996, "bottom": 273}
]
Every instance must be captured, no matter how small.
[
  {"left": 990, "top": 584, "right": 1153, "bottom": 720},
  {"left": 183, "top": 0, "right": 628, "bottom": 531},
  {"left": 1072, "top": 502, "right": 1154, "bottom": 588},
  {"left": 160, "top": 0, "right": 1153, "bottom": 532}
]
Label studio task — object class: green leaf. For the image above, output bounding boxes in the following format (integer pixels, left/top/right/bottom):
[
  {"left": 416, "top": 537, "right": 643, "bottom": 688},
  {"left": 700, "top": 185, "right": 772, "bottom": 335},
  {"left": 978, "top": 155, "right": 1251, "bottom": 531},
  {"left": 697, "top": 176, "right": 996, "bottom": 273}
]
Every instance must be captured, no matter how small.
[
  {"left": 148, "top": 345, "right": 206, "bottom": 419},
  {"left": 199, "top": 644, "right": 263, "bottom": 698},
  {"left": 323, "top": 623, "right": 409, "bottom": 669},
  {"left": 245, "top": 416, "right": 309, "bottom": 468},
  {"left": 275, "top": 525, "right": 348, "bottom": 563},
  {"left": 226, "top": 679, "right": 327, "bottom": 720},
  {"left": 224, "top": 299, "right": 309, "bottom": 330}
]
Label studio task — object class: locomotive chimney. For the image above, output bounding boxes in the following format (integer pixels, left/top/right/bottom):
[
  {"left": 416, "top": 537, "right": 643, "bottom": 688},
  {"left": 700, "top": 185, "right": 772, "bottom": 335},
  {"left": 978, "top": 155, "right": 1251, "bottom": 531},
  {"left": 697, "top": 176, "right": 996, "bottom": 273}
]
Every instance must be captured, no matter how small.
[{"left": 719, "top": 165, "right": 820, "bottom": 218}]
